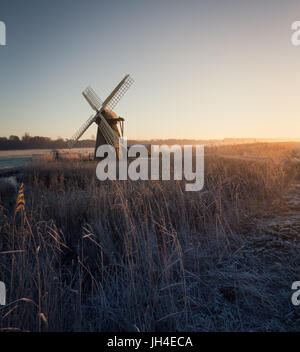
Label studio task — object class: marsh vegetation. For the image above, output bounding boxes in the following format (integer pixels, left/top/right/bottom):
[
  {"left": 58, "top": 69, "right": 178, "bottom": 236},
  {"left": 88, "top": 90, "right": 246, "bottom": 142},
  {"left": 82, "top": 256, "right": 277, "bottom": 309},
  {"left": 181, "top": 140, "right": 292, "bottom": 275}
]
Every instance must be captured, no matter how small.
[{"left": 0, "top": 143, "right": 300, "bottom": 331}]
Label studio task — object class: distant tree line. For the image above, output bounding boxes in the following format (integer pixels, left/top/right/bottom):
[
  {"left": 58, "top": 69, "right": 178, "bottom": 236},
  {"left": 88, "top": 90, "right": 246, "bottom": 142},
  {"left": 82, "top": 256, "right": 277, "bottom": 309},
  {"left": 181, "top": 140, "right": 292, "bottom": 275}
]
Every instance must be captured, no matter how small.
[
  {"left": 0, "top": 134, "right": 95, "bottom": 150},
  {"left": 0, "top": 134, "right": 259, "bottom": 150}
]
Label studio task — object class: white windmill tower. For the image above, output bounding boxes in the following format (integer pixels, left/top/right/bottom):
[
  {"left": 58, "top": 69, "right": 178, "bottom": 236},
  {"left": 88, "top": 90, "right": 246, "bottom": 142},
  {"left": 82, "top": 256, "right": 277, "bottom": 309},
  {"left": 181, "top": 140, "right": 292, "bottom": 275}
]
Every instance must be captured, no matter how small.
[{"left": 68, "top": 74, "right": 134, "bottom": 158}]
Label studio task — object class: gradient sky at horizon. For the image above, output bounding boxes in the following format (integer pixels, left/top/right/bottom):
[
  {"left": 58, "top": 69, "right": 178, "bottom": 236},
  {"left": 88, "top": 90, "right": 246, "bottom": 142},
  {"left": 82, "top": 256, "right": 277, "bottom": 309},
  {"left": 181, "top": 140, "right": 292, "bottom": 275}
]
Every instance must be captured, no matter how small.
[{"left": 0, "top": 0, "right": 300, "bottom": 140}]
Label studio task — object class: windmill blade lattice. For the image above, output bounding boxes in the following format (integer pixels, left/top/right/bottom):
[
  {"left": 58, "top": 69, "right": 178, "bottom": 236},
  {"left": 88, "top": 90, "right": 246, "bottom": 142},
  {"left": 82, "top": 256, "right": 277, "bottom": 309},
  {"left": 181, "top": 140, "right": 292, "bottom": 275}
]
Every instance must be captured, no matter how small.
[
  {"left": 68, "top": 114, "right": 96, "bottom": 148},
  {"left": 82, "top": 86, "right": 103, "bottom": 112},
  {"left": 103, "top": 75, "right": 134, "bottom": 111}
]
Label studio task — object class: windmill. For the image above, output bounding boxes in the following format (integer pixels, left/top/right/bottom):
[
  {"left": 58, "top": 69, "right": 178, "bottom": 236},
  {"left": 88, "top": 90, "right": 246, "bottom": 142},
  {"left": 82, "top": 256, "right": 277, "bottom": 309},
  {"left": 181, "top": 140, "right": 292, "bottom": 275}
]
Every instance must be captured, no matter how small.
[{"left": 68, "top": 74, "right": 134, "bottom": 158}]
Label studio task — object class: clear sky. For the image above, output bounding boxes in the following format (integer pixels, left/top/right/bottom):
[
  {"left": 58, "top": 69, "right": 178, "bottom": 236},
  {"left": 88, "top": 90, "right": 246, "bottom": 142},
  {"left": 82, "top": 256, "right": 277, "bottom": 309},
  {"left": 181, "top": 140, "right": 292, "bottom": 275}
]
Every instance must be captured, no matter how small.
[{"left": 0, "top": 0, "right": 299, "bottom": 140}]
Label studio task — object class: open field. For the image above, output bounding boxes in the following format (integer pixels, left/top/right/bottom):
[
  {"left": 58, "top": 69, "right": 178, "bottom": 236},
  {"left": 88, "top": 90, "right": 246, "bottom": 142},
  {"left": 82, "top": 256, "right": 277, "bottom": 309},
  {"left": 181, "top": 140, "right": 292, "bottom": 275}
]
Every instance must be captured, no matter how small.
[{"left": 0, "top": 142, "right": 300, "bottom": 331}]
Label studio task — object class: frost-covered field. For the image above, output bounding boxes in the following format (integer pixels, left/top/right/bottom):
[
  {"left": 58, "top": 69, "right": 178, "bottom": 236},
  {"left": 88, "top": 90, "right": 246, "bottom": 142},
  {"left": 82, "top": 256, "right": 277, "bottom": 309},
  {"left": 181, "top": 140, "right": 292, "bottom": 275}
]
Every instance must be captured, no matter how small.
[{"left": 0, "top": 142, "right": 299, "bottom": 331}]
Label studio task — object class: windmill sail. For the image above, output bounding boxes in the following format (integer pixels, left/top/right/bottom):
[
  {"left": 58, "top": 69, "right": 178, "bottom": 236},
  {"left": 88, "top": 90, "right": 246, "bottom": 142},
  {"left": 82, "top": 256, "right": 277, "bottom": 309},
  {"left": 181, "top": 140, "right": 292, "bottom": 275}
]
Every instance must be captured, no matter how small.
[
  {"left": 98, "top": 119, "right": 119, "bottom": 146},
  {"left": 103, "top": 74, "right": 134, "bottom": 111},
  {"left": 68, "top": 115, "right": 96, "bottom": 148},
  {"left": 82, "top": 86, "right": 103, "bottom": 112},
  {"left": 96, "top": 113, "right": 122, "bottom": 158}
]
